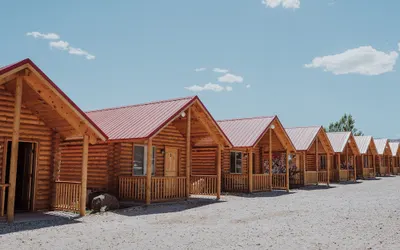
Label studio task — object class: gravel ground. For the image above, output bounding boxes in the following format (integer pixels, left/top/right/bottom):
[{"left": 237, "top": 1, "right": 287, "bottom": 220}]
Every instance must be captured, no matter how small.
[{"left": 1, "top": 177, "right": 400, "bottom": 250}]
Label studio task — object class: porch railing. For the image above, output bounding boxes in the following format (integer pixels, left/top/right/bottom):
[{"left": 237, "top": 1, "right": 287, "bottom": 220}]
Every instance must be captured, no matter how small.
[
  {"left": 380, "top": 167, "right": 388, "bottom": 176},
  {"left": 223, "top": 174, "right": 248, "bottom": 192},
  {"left": 272, "top": 174, "right": 286, "bottom": 190},
  {"left": 119, "top": 176, "right": 146, "bottom": 201},
  {"left": 339, "top": 170, "right": 349, "bottom": 181},
  {"left": 393, "top": 167, "right": 399, "bottom": 175},
  {"left": 190, "top": 175, "right": 217, "bottom": 195},
  {"left": 289, "top": 172, "right": 303, "bottom": 186},
  {"left": 54, "top": 181, "right": 81, "bottom": 212},
  {"left": 348, "top": 169, "right": 355, "bottom": 180},
  {"left": 363, "top": 168, "right": 375, "bottom": 178},
  {"left": 253, "top": 174, "right": 270, "bottom": 192},
  {"left": 318, "top": 171, "right": 328, "bottom": 183},
  {"left": 330, "top": 170, "right": 339, "bottom": 182},
  {"left": 305, "top": 171, "right": 318, "bottom": 185},
  {"left": 0, "top": 184, "right": 9, "bottom": 216},
  {"left": 151, "top": 177, "right": 186, "bottom": 202}
]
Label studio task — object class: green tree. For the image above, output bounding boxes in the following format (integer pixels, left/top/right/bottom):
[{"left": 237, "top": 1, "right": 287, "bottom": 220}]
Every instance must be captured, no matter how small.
[{"left": 325, "top": 113, "right": 364, "bottom": 136}]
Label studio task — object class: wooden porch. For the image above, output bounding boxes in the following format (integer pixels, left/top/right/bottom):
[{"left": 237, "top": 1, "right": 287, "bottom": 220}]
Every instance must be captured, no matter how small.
[
  {"left": 222, "top": 173, "right": 288, "bottom": 192},
  {"left": 119, "top": 175, "right": 218, "bottom": 202}
]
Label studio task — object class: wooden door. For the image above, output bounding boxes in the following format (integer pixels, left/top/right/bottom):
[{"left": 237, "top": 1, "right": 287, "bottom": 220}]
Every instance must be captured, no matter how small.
[
  {"left": 164, "top": 147, "right": 178, "bottom": 198},
  {"left": 164, "top": 147, "right": 178, "bottom": 177}
]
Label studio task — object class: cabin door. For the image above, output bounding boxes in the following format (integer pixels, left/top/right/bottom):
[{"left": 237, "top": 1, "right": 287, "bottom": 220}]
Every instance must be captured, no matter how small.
[
  {"left": 164, "top": 147, "right": 178, "bottom": 197},
  {"left": 5, "top": 141, "right": 37, "bottom": 212},
  {"left": 164, "top": 147, "right": 178, "bottom": 177}
]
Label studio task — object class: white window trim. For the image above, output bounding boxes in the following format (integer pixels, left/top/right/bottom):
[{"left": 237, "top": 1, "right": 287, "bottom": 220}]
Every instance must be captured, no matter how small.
[{"left": 133, "top": 145, "right": 156, "bottom": 176}]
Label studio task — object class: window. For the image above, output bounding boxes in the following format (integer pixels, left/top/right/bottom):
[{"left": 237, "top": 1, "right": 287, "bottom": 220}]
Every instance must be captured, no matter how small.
[
  {"left": 133, "top": 145, "right": 156, "bottom": 176},
  {"left": 364, "top": 155, "right": 369, "bottom": 168},
  {"left": 230, "top": 151, "right": 242, "bottom": 173},
  {"left": 320, "top": 155, "right": 327, "bottom": 170}
]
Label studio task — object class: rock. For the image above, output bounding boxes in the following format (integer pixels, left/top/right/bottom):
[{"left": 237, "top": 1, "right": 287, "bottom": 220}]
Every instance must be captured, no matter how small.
[{"left": 91, "top": 193, "right": 120, "bottom": 212}]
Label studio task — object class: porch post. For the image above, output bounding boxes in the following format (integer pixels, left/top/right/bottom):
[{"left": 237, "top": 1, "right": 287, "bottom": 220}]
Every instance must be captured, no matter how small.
[
  {"left": 145, "top": 138, "right": 153, "bottom": 205},
  {"left": 185, "top": 107, "right": 191, "bottom": 199},
  {"left": 216, "top": 144, "right": 222, "bottom": 200},
  {"left": 373, "top": 155, "right": 376, "bottom": 177},
  {"left": 248, "top": 149, "right": 253, "bottom": 193},
  {"left": 7, "top": 77, "right": 23, "bottom": 223},
  {"left": 286, "top": 150, "right": 289, "bottom": 192},
  {"left": 361, "top": 155, "right": 364, "bottom": 178},
  {"left": 337, "top": 154, "right": 340, "bottom": 182},
  {"left": 346, "top": 145, "right": 349, "bottom": 180},
  {"left": 269, "top": 128, "right": 272, "bottom": 190},
  {"left": 80, "top": 135, "right": 89, "bottom": 216},
  {"left": 327, "top": 153, "right": 330, "bottom": 186},
  {"left": 353, "top": 154, "right": 357, "bottom": 182},
  {"left": 315, "top": 138, "right": 319, "bottom": 185},
  {"left": 303, "top": 152, "right": 307, "bottom": 185}
]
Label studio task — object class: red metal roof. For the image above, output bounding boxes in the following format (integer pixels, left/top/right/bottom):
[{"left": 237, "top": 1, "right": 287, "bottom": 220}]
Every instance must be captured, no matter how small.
[
  {"left": 217, "top": 116, "right": 275, "bottom": 147},
  {"left": 86, "top": 96, "right": 197, "bottom": 140},
  {"left": 374, "top": 138, "right": 390, "bottom": 155},
  {"left": 389, "top": 142, "right": 399, "bottom": 157},
  {"left": 285, "top": 126, "right": 321, "bottom": 151},
  {"left": 354, "top": 136, "right": 373, "bottom": 154},
  {"left": 326, "top": 132, "right": 351, "bottom": 153},
  {"left": 0, "top": 58, "right": 108, "bottom": 141}
]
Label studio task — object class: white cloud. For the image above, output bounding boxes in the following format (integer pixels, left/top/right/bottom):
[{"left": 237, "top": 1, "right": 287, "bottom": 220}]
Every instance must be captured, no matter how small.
[
  {"left": 195, "top": 67, "right": 206, "bottom": 72},
  {"left": 185, "top": 82, "right": 232, "bottom": 92},
  {"left": 304, "top": 46, "right": 398, "bottom": 76},
  {"left": 226, "top": 86, "right": 233, "bottom": 92},
  {"left": 26, "top": 31, "right": 60, "bottom": 40},
  {"left": 246, "top": 84, "right": 251, "bottom": 88},
  {"left": 68, "top": 47, "right": 95, "bottom": 60},
  {"left": 213, "top": 68, "right": 229, "bottom": 73},
  {"left": 49, "top": 40, "right": 69, "bottom": 50},
  {"left": 262, "top": 0, "right": 300, "bottom": 9},
  {"left": 218, "top": 73, "right": 244, "bottom": 83}
]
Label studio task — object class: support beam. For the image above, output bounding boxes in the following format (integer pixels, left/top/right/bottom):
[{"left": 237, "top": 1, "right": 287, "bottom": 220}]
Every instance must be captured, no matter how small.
[
  {"left": 269, "top": 128, "right": 272, "bottom": 190},
  {"left": 303, "top": 152, "right": 307, "bottom": 185},
  {"left": 361, "top": 155, "right": 364, "bottom": 178},
  {"left": 185, "top": 108, "right": 191, "bottom": 199},
  {"left": 216, "top": 145, "right": 222, "bottom": 200},
  {"left": 316, "top": 138, "right": 319, "bottom": 185},
  {"left": 373, "top": 155, "right": 376, "bottom": 177},
  {"left": 346, "top": 145, "right": 349, "bottom": 181},
  {"left": 80, "top": 135, "right": 89, "bottom": 216},
  {"left": 145, "top": 138, "right": 153, "bottom": 205},
  {"left": 7, "top": 77, "right": 23, "bottom": 223},
  {"left": 353, "top": 154, "right": 357, "bottom": 182},
  {"left": 286, "top": 150, "right": 289, "bottom": 192},
  {"left": 248, "top": 149, "right": 253, "bottom": 193},
  {"left": 327, "top": 153, "right": 330, "bottom": 186},
  {"left": 337, "top": 153, "right": 340, "bottom": 182}
]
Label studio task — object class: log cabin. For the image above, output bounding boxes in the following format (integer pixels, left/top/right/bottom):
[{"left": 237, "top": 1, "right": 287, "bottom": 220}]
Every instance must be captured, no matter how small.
[
  {"left": 285, "top": 126, "right": 334, "bottom": 187},
  {"left": 0, "top": 59, "right": 108, "bottom": 222},
  {"left": 81, "top": 96, "right": 232, "bottom": 205},
  {"left": 354, "top": 136, "right": 377, "bottom": 179},
  {"left": 389, "top": 142, "right": 399, "bottom": 175},
  {"left": 326, "top": 132, "right": 360, "bottom": 182},
  {"left": 215, "top": 116, "right": 295, "bottom": 193},
  {"left": 373, "top": 139, "right": 392, "bottom": 177}
]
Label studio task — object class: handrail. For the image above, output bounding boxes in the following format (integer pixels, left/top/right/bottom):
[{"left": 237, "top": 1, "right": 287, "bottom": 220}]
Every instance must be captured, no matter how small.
[{"left": 55, "top": 180, "right": 82, "bottom": 184}]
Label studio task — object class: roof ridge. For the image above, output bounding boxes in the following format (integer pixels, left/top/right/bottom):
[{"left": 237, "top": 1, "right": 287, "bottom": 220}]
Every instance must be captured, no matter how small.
[
  {"left": 285, "top": 125, "right": 321, "bottom": 129},
  {"left": 217, "top": 115, "right": 276, "bottom": 123},
  {"left": 87, "top": 96, "right": 196, "bottom": 113}
]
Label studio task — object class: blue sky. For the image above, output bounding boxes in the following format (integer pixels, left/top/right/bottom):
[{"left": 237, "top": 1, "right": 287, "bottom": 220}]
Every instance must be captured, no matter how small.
[{"left": 1, "top": 0, "right": 400, "bottom": 138}]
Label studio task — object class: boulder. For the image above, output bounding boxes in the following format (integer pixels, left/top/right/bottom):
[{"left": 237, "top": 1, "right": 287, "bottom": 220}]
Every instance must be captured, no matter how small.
[{"left": 91, "top": 193, "right": 120, "bottom": 212}]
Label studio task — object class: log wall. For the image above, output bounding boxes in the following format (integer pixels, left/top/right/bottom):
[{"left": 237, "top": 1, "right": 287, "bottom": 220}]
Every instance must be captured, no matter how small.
[{"left": 0, "top": 85, "right": 53, "bottom": 211}]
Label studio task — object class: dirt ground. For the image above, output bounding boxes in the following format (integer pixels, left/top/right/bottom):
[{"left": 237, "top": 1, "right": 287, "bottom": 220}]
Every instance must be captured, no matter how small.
[{"left": 1, "top": 176, "right": 400, "bottom": 250}]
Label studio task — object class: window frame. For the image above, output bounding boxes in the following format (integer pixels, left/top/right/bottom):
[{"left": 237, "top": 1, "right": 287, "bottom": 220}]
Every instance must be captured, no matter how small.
[
  {"left": 319, "top": 155, "right": 327, "bottom": 170},
  {"left": 133, "top": 144, "right": 156, "bottom": 176},
  {"left": 230, "top": 151, "right": 243, "bottom": 174}
]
